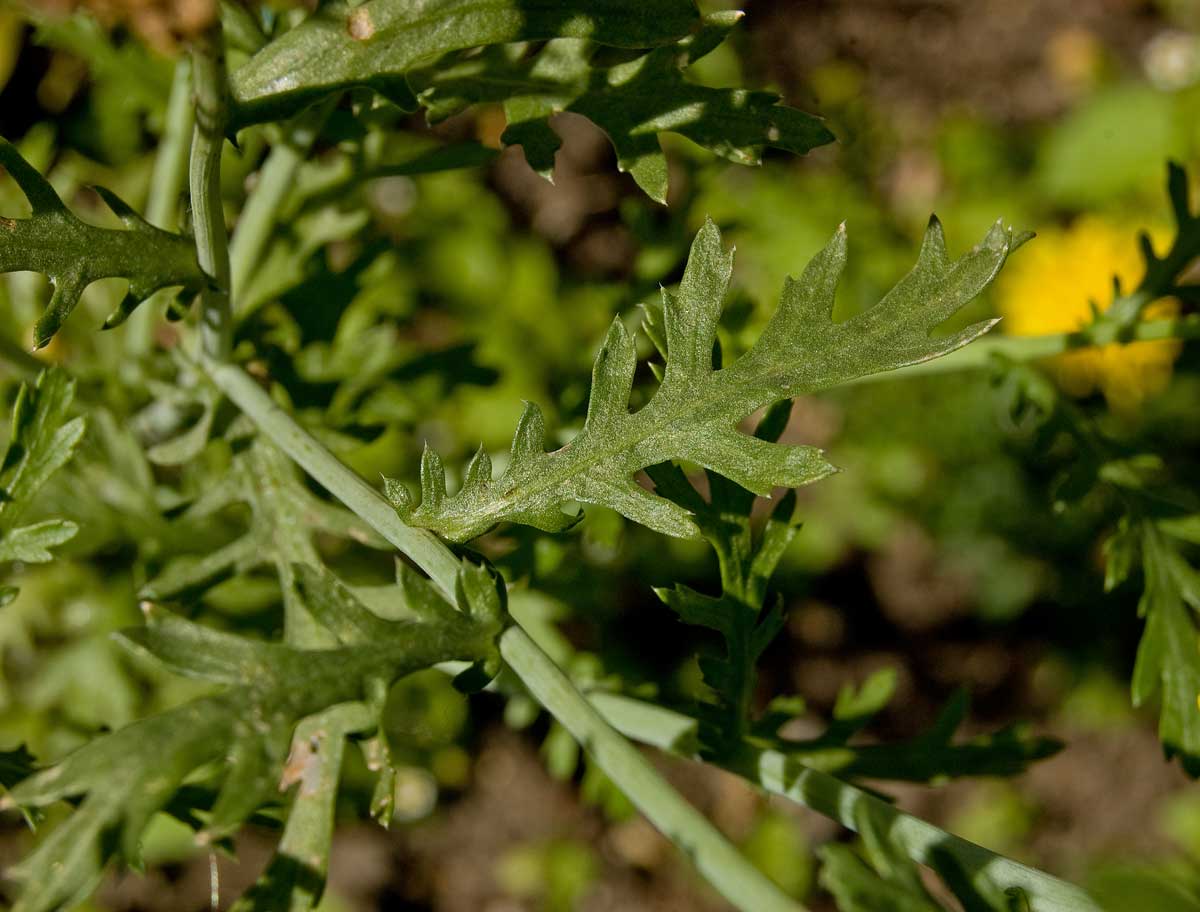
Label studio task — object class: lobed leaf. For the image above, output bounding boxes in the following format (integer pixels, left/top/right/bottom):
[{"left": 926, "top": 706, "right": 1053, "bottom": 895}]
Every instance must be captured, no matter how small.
[
  {"left": 0, "top": 370, "right": 85, "bottom": 577},
  {"left": 5, "top": 561, "right": 506, "bottom": 911},
  {"left": 142, "top": 440, "right": 387, "bottom": 603},
  {"left": 229, "top": 0, "right": 702, "bottom": 127},
  {"left": 415, "top": 13, "right": 834, "bottom": 202},
  {"left": 1132, "top": 523, "right": 1200, "bottom": 775},
  {"left": 388, "top": 217, "right": 1026, "bottom": 542},
  {"left": 0, "top": 139, "right": 205, "bottom": 348}
]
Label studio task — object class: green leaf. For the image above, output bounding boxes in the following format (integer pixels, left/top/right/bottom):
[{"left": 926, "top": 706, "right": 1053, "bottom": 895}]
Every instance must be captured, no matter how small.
[
  {"left": 1102, "top": 161, "right": 1200, "bottom": 328},
  {"left": 1131, "top": 524, "right": 1200, "bottom": 775},
  {"left": 390, "top": 216, "right": 1025, "bottom": 542},
  {"left": 644, "top": 402, "right": 803, "bottom": 758},
  {"left": 0, "top": 369, "right": 85, "bottom": 573},
  {"left": 5, "top": 562, "right": 504, "bottom": 912},
  {"left": 142, "top": 440, "right": 387, "bottom": 605},
  {"left": 0, "top": 139, "right": 205, "bottom": 348},
  {"left": 779, "top": 688, "right": 1061, "bottom": 783},
  {"left": 416, "top": 13, "right": 833, "bottom": 202},
  {"left": 229, "top": 0, "right": 702, "bottom": 128},
  {"left": 0, "top": 519, "right": 78, "bottom": 562}
]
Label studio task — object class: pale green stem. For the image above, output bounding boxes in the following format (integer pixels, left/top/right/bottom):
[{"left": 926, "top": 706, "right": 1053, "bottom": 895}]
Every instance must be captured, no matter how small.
[
  {"left": 189, "top": 27, "right": 233, "bottom": 361},
  {"left": 587, "top": 692, "right": 1101, "bottom": 912},
  {"left": 127, "top": 58, "right": 195, "bottom": 357},
  {"left": 499, "top": 626, "right": 805, "bottom": 912},
  {"left": 199, "top": 353, "right": 805, "bottom": 912},
  {"left": 147, "top": 59, "right": 196, "bottom": 232},
  {"left": 219, "top": 0, "right": 267, "bottom": 54},
  {"left": 229, "top": 101, "right": 335, "bottom": 305},
  {"left": 202, "top": 357, "right": 463, "bottom": 597},
  {"left": 848, "top": 316, "right": 1200, "bottom": 385}
]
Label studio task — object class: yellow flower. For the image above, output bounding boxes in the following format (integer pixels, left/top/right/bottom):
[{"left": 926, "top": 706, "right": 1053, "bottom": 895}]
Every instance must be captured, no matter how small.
[{"left": 995, "top": 215, "right": 1182, "bottom": 414}]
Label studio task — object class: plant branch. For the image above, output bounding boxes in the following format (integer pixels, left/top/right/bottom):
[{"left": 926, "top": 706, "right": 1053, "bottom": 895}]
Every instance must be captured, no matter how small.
[
  {"left": 229, "top": 100, "right": 335, "bottom": 306},
  {"left": 586, "top": 692, "right": 1102, "bottom": 912},
  {"left": 189, "top": 26, "right": 233, "bottom": 361},
  {"left": 201, "top": 357, "right": 468, "bottom": 600},
  {"left": 499, "top": 625, "right": 805, "bottom": 912},
  {"left": 852, "top": 317, "right": 1200, "bottom": 385},
  {"left": 199, "top": 354, "right": 805, "bottom": 912}
]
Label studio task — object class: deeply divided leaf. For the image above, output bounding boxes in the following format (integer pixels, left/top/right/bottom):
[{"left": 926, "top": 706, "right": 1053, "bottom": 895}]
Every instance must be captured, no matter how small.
[
  {"left": 5, "top": 561, "right": 505, "bottom": 912},
  {"left": 0, "top": 369, "right": 84, "bottom": 567},
  {"left": 228, "top": 2, "right": 832, "bottom": 200},
  {"left": 230, "top": 0, "right": 702, "bottom": 126},
  {"left": 0, "top": 139, "right": 205, "bottom": 348},
  {"left": 388, "top": 217, "right": 1025, "bottom": 542},
  {"left": 414, "top": 13, "right": 834, "bottom": 202},
  {"left": 1132, "top": 523, "right": 1200, "bottom": 775}
]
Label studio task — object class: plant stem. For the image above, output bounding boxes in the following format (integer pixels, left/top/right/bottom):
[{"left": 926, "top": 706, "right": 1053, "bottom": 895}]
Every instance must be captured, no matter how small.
[
  {"left": 586, "top": 692, "right": 1101, "bottom": 912},
  {"left": 189, "top": 26, "right": 233, "bottom": 362},
  {"left": 219, "top": 0, "right": 267, "bottom": 54},
  {"left": 850, "top": 316, "right": 1200, "bottom": 385},
  {"left": 229, "top": 100, "right": 335, "bottom": 306},
  {"left": 148, "top": 59, "right": 197, "bottom": 233},
  {"left": 200, "top": 354, "right": 804, "bottom": 912},
  {"left": 499, "top": 625, "right": 805, "bottom": 912},
  {"left": 202, "top": 356, "right": 463, "bottom": 598},
  {"left": 127, "top": 58, "right": 195, "bottom": 357}
]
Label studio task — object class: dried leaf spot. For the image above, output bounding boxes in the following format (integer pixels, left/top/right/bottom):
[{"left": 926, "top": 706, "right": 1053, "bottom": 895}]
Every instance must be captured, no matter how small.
[{"left": 347, "top": 7, "right": 375, "bottom": 41}]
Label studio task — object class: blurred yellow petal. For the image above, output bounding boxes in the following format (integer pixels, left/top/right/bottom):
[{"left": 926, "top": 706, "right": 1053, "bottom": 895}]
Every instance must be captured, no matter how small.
[{"left": 996, "top": 216, "right": 1181, "bottom": 413}]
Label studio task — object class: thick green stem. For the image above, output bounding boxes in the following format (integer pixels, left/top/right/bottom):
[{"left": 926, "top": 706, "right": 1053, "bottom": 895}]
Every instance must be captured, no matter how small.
[
  {"left": 189, "top": 27, "right": 233, "bottom": 361},
  {"left": 198, "top": 352, "right": 1111, "bottom": 912},
  {"left": 202, "top": 356, "right": 463, "bottom": 598},
  {"left": 230, "top": 101, "right": 334, "bottom": 305},
  {"left": 199, "top": 355, "right": 804, "bottom": 912},
  {"left": 127, "top": 58, "right": 195, "bottom": 357},
  {"left": 500, "top": 625, "right": 804, "bottom": 912},
  {"left": 850, "top": 316, "right": 1200, "bottom": 385},
  {"left": 586, "top": 692, "right": 1101, "bottom": 912}
]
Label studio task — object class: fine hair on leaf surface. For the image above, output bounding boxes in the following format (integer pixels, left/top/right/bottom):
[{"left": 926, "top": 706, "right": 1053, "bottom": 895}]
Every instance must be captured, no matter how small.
[
  {"left": 0, "top": 140, "right": 205, "bottom": 348},
  {"left": 387, "top": 217, "right": 1028, "bottom": 543}
]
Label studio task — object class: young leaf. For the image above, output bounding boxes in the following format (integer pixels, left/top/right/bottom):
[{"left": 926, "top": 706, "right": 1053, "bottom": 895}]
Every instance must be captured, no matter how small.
[
  {"left": 0, "top": 370, "right": 85, "bottom": 572},
  {"left": 776, "top": 687, "right": 1060, "bottom": 783},
  {"left": 0, "top": 139, "right": 205, "bottom": 348},
  {"left": 1132, "top": 523, "right": 1200, "bottom": 775},
  {"left": 644, "top": 400, "right": 803, "bottom": 758},
  {"left": 142, "top": 439, "right": 387, "bottom": 604},
  {"left": 416, "top": 13, "right": 834, "bottom": 202},
  {"left": 229, "top": 0, "right": 702, "bottom": 127},
  {"left": 388, "top": 217, "right": 1026, "bottom": 542}
]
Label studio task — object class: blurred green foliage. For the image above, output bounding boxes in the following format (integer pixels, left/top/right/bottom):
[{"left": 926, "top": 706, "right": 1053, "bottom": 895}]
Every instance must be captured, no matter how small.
[{"left": 0, "top": 0, "right": 1196, "bottom": 908}]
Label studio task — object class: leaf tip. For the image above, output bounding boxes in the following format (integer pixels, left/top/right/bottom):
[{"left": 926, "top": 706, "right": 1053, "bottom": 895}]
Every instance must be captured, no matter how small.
[{"left": 383, "top": 475, "right": 412, "bottom": 513}]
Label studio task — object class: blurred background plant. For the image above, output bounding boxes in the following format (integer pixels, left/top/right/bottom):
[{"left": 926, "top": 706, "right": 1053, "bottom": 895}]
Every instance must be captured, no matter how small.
[{"left": 0, "top": 0, "right": 1197, "bottom": 909}]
